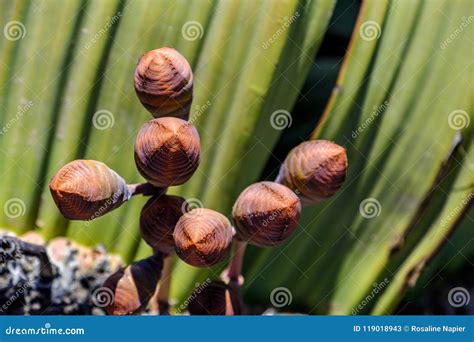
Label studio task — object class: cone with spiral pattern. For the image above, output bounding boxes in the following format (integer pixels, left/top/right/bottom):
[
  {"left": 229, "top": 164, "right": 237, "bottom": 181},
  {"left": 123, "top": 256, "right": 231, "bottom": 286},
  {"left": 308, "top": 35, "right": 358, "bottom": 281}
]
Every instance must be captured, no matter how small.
[
  {"left": 188, "top": 280, "right": 242, "bottom": 315},
  {"left": 49, "top": 160, "right": 130, "bottom": 221},
  {"left": 173, "top": 209, "right": 233, "bottom": 267},
  {"left": 134, "top": 47, "right": 193, "bottom": 119},
  {"left": 101, "top": 253, "right": 164, "bottom": 315},
  {"left": 232, "top": 181, "right": 301, "bottom": 247},
  {"left": 134, "top": 117, "right": 200, "bottom": 187},
  {"left": 140, "top": 195, "right": 185, "bottom": 254},
  {"left": 276, "top": 140, "right": 347, "bottom": 205}
]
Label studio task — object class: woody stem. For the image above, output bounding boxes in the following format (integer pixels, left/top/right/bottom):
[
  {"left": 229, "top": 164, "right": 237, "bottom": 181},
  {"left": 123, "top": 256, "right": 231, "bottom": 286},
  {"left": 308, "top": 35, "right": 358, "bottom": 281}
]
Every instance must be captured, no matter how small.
[
  {"left": 157, "top": 255, "right": 173, "bottom": 315},
  {"left": 223, "top": 240, "right": 247, "bottom": 287},
  {"left": 127, "top": 183, "right": 167, "bottom": 197}
]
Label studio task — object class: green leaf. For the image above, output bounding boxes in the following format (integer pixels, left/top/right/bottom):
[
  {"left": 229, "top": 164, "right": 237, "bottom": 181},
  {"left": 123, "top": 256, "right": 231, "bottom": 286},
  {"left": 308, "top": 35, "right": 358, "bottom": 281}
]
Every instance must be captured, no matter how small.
[
  {"left": 37, "top": 0, "right": 122, "bottom": 238},
  {"left": 1, "top": 0, "right": 471, "bottom": 315},
  {"left": 372, "top": 138, "right": 473, "bottom": 314},
  {"left": 244, "top": 0, "right": 472, "bottom": 314},
  {"left": 66, "top": 0, "right": 215, "bottom": 258},
  {"left": 0, "top": 0, "right": 84, "bottom": 232},
  {"left": 168, "top": 0, "right": 337, "bottom": 302}
]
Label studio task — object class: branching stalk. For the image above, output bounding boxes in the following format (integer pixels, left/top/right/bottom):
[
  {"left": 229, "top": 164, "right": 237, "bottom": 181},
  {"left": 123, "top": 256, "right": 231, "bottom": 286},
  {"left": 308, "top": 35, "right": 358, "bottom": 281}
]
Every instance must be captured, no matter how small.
[
  {"left": 157, "top": 255, "right": 173, "bottom": 315},
  {"left": 127, "top": 183, "right": 167, "bottom": 197},
  {"left": 222, "top": 240, "right": 247, "bottom": 287}
]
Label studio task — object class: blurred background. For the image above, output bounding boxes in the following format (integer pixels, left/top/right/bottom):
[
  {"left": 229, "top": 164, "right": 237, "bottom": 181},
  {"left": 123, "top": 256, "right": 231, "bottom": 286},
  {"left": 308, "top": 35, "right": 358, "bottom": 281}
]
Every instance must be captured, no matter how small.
[{"left": 0, "top": 0, "right": 472, "bottom": 315}]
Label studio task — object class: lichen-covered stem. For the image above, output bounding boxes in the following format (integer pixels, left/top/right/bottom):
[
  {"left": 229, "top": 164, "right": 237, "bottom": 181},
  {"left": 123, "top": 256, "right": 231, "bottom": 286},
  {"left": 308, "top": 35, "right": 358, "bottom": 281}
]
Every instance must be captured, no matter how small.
[{"left": 3, "top": 236, "right": 54, "bottom": 282}]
